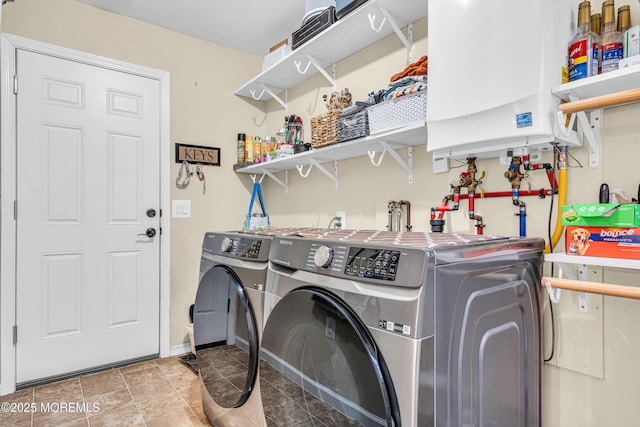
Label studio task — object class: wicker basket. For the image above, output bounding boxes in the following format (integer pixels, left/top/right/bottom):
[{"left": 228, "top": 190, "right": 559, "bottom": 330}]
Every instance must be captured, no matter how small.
[
  {"left": 367, "top": 92, "right": 426, "bottom": 135},
  {"left": 311, "top": 109, "right": 342, "bottom": 148},
  {"left": 338, "top": 110, "right": 369, "bottom": 142}
]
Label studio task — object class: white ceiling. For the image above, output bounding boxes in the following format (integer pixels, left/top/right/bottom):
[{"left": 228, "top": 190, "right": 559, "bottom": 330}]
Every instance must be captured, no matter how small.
[{"left": 79, "top": 0, "right": 308, "bottom": 56}]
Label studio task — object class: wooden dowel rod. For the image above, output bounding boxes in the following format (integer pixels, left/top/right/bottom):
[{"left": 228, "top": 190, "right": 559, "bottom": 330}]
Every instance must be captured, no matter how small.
[
  {"left": 559, "top": 88, "right": 640, "bottom": 114},
  {"left": 541, "top": 276, "right": 640, "bottom": 300}
]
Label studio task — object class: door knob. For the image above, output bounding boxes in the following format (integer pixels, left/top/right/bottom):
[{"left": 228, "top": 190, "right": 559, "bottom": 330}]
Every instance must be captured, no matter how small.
[
  {"left": 138, "top": 228, "right": 157, "bottom": 238},
  {"left": 146, "top": 208, "right": 157, "bottom": 218}
]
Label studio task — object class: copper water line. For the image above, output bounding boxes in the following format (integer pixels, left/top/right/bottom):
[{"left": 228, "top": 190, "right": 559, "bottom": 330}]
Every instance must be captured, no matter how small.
[{"left": 398, "top": 200, "right": 411, "bottom": 231}]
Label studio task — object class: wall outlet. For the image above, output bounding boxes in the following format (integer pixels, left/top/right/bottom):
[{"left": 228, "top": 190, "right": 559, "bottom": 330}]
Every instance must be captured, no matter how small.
[{"left": 336, "top": 211, "right": 346, "bottom": 229}]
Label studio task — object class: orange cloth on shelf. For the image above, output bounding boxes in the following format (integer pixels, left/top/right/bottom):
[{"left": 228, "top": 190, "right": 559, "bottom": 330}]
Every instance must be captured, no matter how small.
[{"left": 390, "top": 55, "right": 427, "bottom": 82}]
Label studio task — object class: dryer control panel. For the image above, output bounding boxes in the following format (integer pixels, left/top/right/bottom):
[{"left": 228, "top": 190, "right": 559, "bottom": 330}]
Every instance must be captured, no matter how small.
[
  {"left": 223, "top": 238, "right": 263, "bottom": 259},
  {"left": 202, "top": 233, "right": 270, "bottom": 262}
]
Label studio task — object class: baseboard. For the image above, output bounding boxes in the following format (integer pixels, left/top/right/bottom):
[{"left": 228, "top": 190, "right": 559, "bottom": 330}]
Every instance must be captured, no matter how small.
[{"left": 170, "top": 342, "right": 192, "bottom": 357}]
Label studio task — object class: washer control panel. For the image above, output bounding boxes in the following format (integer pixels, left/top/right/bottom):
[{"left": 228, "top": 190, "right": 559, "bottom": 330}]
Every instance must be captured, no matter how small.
[
  {"left": 272, "top": 237, "right": 426, "bottom": 288},
  {"left": 344, "top": 247, "right": 400, "bottom": 281}
]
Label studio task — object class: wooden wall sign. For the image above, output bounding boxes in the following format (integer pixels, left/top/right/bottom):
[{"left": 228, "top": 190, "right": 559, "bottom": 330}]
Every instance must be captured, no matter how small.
[{"left": 175, "top": 143, "right": 220, "bottom": 166}]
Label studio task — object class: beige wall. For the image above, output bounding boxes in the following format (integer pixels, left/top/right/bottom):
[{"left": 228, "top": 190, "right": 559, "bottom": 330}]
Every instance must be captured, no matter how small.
[
  {"left": 4, "top": 1, "right": 640, "bottom": 425},
  {"left": 1, "top": 0, "right": 264, "bottom": 351}
]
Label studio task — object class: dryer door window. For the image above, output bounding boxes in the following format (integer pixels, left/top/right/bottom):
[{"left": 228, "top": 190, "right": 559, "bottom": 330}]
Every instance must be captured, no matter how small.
[
  {"left": 259, "top": 287, "right": 400, "bottom": 426},
  {"left": 193, "top": 265, "right": 259, "bottom": 408}
]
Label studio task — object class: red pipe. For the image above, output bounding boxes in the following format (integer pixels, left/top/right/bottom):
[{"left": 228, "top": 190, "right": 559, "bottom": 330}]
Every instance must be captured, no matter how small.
[
  {"left": 434, "top": 189, "right": 554, "bottom": 221},
  {"left": 462, "top": 189, "right": 554, "bottom": 199}
]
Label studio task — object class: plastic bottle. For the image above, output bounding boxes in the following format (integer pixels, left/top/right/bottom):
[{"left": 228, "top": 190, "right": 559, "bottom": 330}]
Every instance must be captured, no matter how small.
[
  {"left": 237, "top": 133, "right": 246, "bottom": 164},
  {"left": 568, "top": 1, "right": 599, "bottom": 81},
  {"left": 601, "top": 0, "right": 624, "bottom": 73},
  {"left": 591, "top": 12, "right": 603, "bottom": 73},
  {"left": 245, "top": 136, "right": 254, "bottom": 162},
  {"left": 617, "top": 5, "right": 633, "bottom": 58},
  {"left": 253, "top": 136, "right": 261, "bottom": 163},
  {"left": 591, "top": 12, "right": 602, "bottom": 35},
  {"left": 263, "top": 136, "right": 275, "bottom": 162}
]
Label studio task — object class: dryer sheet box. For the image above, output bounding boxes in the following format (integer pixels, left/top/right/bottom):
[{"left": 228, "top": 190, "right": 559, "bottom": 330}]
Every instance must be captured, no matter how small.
[
  {"left": 565, "top": 226, "right": 640, "bottom": 260},
  {"left": 561, "top": 203, "right": 640, "bottom": 228}
]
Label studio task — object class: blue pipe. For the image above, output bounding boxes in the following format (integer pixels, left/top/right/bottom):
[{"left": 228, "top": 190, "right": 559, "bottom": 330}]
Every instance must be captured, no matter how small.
[{"left": 519, "top": 202, "right": 527, "bottom": 238}]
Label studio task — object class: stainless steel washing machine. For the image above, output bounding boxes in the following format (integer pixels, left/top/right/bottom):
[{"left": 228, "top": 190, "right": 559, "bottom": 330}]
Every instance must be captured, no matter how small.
[{"left": 259, "top": 230, "right": 544, "bottom": 426}]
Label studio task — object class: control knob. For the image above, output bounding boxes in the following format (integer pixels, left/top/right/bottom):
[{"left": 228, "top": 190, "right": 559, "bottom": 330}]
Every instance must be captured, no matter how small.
[
  {"left": 220, "top": 237, "right": 233, "bottom": 253},
  {"left": 314, "top": 245, "right": 334, "bottom": 268}
]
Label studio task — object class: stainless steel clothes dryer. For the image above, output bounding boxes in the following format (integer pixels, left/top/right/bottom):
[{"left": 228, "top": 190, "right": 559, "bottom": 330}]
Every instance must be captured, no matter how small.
[
  {"left": 193, "top": 228, "right": 332, "bottom": 426},
  {"left": 193, "top": 231, "right": 273, "bottom": 426},
  {"left": 260, "top": 230, "right": 544, "bottom": 427}
]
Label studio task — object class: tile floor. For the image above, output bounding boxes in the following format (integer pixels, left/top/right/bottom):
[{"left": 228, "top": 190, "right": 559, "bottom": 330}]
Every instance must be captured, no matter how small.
[{"left": 0, "top": 356, "right": 212, "bottom": 427}]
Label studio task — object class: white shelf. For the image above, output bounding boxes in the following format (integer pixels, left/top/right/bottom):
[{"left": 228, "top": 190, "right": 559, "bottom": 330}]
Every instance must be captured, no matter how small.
[
  {"left": 551, "top": 65, "right": 640, "bottom": 168},
  {"left": 236, "top": 121, "right": 425, "bottom": 172},
  {"left": 235, "top": 121, "right": 426, "bottom": 191},
  {"left": 545, "top": 252, "right": 640, "bottom": 270},
  {"left": 551, "top": 65, "right": 640, "bottom": 102},
  {"left": 234, "top": 0, "right": 427, "bottom": 103}
]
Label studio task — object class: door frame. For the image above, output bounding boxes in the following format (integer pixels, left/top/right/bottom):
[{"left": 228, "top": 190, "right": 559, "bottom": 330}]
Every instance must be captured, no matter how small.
[{"left": 0, "top": 33, "right": 172, "bottom": 396}]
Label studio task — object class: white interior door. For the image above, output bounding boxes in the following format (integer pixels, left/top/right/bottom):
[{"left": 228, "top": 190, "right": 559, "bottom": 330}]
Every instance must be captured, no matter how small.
[{"left": 15, "top": 49, "right": 161, "bottom": 384}]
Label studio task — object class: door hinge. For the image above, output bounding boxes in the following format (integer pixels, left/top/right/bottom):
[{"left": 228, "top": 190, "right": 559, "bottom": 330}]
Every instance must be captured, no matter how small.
[
  {"left": 14, "top": 200, "right": 17, "bottom": 220},
  {"left": 13, "top": 325, "right": 17, "bottom": 345},
  {"left": 13, "top": 75, "right": 18, "bottom": 95},
  {"left": 227, "top": 299, "right": 231, "bottom": 314}
]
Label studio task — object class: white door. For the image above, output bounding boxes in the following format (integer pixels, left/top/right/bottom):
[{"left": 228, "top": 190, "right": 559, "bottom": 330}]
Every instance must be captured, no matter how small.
[{"left": 15, "top": 49, "right": 161, "bottom": 384}]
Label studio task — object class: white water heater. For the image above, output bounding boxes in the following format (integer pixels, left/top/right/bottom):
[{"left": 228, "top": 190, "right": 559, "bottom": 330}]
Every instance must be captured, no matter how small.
[{"left": 427, "top": 0, "right": 581, "bottom": 164}]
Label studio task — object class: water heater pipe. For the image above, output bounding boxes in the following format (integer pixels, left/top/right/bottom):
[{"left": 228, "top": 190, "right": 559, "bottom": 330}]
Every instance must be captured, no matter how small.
[{"left": 434, "top": 189, "right": 554, "bottom": 216}]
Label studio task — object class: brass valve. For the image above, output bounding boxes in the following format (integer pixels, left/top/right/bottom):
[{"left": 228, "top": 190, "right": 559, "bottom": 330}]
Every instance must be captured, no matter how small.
[
  {"left": 459, "top": 157, "right": 483, "bottom": 194},
  {"left": 504, "top": 157, "right": 525, "bottom": 188}
]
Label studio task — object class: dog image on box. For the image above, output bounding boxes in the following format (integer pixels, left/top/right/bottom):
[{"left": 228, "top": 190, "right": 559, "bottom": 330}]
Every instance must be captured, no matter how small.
[{"left": 568, "top": 227, "right": 591, "bottom": 256}]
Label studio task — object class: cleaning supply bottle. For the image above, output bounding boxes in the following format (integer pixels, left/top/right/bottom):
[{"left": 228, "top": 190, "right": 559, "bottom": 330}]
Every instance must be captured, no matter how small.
[
  {"left": 601, "top": 0, "right": 624, "bottom": 73},
  {"left": 568, "top": 1, "right": 599, "bottom": 81}
]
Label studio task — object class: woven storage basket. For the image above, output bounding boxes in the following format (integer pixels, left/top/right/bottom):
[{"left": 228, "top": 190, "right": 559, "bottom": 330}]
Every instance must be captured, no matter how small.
[
  {"left": 338, "top": 110, "right": 369, "bottom": 143},
  {"left": 367, "top": 92, "right": 426, "bottom": 135},
  {"left": 311, "top": 109, "right": 342, "bottom": 148}
]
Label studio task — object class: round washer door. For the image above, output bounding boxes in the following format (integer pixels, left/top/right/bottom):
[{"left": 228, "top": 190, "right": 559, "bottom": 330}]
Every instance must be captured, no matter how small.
[
  {"left": 259, "top": 287, "right": 400, "bottom": 426},
  {"left": 193, "top": 264, "right": 259, "bottom": 408}
]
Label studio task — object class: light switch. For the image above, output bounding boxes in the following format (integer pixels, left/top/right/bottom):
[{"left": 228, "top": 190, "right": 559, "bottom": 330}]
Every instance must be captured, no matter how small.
[{"left": 172, "top": 200, "right": 191, "bottom": 218}]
